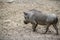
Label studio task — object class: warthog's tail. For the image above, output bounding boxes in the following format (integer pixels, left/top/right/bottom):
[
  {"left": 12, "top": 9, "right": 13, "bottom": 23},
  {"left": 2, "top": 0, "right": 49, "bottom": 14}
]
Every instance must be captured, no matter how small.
[{"left": 56, "top": 17, "right": 59, "bottom": 26}]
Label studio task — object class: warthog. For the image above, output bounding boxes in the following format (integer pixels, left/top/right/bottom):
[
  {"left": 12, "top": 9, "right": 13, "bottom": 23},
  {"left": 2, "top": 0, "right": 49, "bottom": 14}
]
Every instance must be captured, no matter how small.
[{"left": 23, "top": 9, "right": 59, "bottom": 35}]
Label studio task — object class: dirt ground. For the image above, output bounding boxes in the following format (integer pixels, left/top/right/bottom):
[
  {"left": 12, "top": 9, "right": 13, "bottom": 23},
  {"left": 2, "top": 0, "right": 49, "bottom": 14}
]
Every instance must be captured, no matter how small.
[{"left": 0, "top": 0, "right": 60, "bottom": 40}]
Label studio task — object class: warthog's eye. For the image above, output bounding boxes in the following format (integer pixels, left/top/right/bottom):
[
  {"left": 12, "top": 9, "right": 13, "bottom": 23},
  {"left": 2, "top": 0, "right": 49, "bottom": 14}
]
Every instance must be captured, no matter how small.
[
  {"left": 24, "top": 15, "right": 29, "bottom": 20},
  {"left": 24, "top": 16, "right": 29, "bottom": 19},
  {"left": 24, "top": 17, "right": 26, "bottom": 19}
]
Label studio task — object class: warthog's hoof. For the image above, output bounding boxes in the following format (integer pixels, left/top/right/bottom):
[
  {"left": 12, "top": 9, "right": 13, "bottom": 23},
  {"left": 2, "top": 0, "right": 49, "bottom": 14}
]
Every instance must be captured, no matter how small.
[
  {"left": 33, "top": 29, "right": 37, "bottom": 32},
  {"left": 55, "top": 33, "right": 59, "bottom": 35},
  {"left": 42, "top": 32, "right": 47, "bottom": 34}
]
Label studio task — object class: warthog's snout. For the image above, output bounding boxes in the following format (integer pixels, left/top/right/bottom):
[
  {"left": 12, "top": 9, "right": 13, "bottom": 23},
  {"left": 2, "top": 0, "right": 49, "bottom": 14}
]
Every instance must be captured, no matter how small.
[{"left": 24, "top": 20, "right": 28, "bottom": 24}]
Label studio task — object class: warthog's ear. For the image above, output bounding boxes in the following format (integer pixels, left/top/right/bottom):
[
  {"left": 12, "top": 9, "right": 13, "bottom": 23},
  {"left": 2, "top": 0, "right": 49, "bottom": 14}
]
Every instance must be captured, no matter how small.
[{"left": 23, "top": 12, "right": 27, "bottom": 15}]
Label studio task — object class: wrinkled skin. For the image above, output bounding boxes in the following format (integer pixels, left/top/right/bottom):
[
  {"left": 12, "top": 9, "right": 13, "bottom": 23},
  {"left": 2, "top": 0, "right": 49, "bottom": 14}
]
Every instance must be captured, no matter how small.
[{"left": 23, "top": 9, "right": 59, "bottom": 35}]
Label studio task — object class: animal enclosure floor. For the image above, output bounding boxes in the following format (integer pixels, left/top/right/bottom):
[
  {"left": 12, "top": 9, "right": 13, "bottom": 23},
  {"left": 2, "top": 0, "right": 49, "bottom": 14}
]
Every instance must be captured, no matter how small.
[{"left": 0, "top": 0, "right": 60, "bottom": 40}]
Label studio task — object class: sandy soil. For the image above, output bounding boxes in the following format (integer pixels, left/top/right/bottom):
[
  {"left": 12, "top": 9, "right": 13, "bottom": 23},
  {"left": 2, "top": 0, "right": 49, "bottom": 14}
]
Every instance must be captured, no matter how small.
[{"left": 0, "top": 0, "right": 60, "bottom": 40}]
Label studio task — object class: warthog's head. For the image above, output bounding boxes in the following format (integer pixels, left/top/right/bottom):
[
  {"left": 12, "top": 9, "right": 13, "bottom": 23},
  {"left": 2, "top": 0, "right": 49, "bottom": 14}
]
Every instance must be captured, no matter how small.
[{"left": 23, "top": 12, "right": 30, "bottom": 24}]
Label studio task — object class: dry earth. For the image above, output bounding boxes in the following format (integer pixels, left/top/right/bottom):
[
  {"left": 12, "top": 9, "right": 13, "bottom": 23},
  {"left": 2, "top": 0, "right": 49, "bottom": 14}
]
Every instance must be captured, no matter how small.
[{"left": 0, "top": 0, "right": 60, "bottom": 40}]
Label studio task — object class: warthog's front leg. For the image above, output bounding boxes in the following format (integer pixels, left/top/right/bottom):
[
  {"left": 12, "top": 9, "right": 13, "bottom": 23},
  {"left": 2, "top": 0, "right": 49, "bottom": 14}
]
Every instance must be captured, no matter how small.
[{"left": 32, "top": 23, "right": 38, "bottom": 32}]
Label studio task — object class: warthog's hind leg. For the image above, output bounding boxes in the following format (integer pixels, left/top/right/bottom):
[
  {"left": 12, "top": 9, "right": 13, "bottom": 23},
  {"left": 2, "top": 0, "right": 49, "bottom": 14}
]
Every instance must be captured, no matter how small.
[
  {"left": 53, "top": 24, "right": 59, "bottom": 35},
  {"left": 43, "top": 24, "right": 51, "bottom": 34}
]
